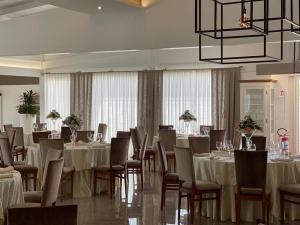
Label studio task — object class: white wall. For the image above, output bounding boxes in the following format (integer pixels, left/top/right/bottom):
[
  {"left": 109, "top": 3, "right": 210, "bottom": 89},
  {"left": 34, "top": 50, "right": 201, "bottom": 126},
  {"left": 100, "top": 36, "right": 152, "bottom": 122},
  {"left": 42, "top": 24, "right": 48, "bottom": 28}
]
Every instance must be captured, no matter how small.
[{"left": 0, "top": 85, "right": 39, "bottom": 127}]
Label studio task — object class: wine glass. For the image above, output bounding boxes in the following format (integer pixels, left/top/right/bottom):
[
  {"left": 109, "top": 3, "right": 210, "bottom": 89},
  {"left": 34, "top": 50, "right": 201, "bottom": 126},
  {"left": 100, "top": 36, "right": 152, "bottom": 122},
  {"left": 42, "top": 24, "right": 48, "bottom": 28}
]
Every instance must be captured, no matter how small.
[
  {"left": 33, "top": 123, "right": 38, "bottom": 131},
  {"left": 250, "top": 144, "right": 256, "bottom": 151},
  {"left": 87, "top": 131, "right": 94, "bottom": 144},
  {"left": 216, "top": 141, "right": 222, "bottom": 151},
  {"left": 97, "top": 133, "right": 103, "bottom": 143}
]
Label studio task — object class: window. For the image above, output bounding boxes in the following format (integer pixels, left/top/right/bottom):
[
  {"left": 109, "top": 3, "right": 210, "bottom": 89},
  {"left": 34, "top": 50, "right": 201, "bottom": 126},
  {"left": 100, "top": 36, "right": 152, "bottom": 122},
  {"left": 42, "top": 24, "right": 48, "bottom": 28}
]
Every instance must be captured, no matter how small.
[
  {"left": 43, "top": 74, "right": 70, "bottom": 130},
  {"left": 163, "top": 70, "right": 212, "bottom": 132},
  {"left": 91, "top": 72, "right": 138, "bottom": 140}
]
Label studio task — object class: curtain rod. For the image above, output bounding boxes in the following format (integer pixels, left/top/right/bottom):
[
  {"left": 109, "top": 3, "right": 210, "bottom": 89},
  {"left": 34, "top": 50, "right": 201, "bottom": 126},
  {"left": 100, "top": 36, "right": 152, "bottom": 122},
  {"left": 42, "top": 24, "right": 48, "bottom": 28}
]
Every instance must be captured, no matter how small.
[{"left": 41, "top": 66, "right": 242, "bottom": 75}]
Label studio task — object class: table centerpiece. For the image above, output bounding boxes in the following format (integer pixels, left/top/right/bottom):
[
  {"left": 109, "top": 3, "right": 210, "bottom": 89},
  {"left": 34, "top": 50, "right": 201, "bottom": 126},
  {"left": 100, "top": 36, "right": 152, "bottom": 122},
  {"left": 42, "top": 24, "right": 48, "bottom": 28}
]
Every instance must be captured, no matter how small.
[
  {"left": 46, "top": 110, "right": 61, "bottom": 132},
  {"left": 179, "top": 110, "right": 197, "bottom": 135},
  {"left": 239, "top": 115, "right": 262, "bottom": 150},
  {"left": 62, "top": 113, "right": 82, "bottom": 145}
]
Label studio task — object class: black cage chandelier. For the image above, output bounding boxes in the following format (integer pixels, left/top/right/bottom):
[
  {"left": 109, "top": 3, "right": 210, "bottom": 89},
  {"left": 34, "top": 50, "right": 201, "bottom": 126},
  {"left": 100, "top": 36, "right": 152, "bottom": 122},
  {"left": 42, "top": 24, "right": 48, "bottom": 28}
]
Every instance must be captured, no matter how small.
[{"left": 195, "top": 0, "right": 300, "bottom": 64}]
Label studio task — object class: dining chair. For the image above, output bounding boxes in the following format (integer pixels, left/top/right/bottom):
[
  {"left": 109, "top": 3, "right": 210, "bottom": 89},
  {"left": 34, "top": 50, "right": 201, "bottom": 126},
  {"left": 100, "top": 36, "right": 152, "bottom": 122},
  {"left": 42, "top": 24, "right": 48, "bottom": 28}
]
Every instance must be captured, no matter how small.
[
  {"left": 92, "top": 137, "right": 130, "bottom": 199},
  {"left": 24, "top": 149, "right": 63, "bottom": 203},
  {"left": 7, "top": 205, "right": 78, "bottom": 225},
  {"left": 76, "top": 130, "right": 95, "bottom": 142},
  {"left": 159, "top": 129, "right": 176, "bottom": 172},
  {"left": 234, "top": 150, "right": 270, "bottom": 225},
  {"left": 130, "top": 128, "right": 140, "bottom": 159},
  {"left": 116, "top": 131, "right": 131, "bottom": 138},
  {"left": 32, "top": 131, "right": 51, "bottom": 144},
  {"left": 279, "top": 184, "right": 300, "bottom": 224},
  {"left": 0, "top": 136, "right": 38, "bottom": 191},
  {"left": 188, "top": 136, "right": 210, "bottom": 154},
  {"left": 12, "top": 127, "right": 27, "bottom": 161},
  {"left": 98, "top": 123, "right": 108, "bottom": 141},
  {"left": 209, "top": 130, "right": 226, "bottom": 151},
  {"left": 157, "top": 141, "right": 179, "bottom": 210},
  {"left": 200, "top": 125, "right": 214, "bottom": 135},
  {"left": 40, "top": 138, "right": 74, "bottom": 196},
  {"left": 242, "top": 136, "right": 267, "bottom": 151},
  {"left": 174, "top": 146, "right": 221, "bottom": 224},
  {"left": 126, "top": 134, "right": 148, "bottom": 190},
  {"left": 61, "top": 126, "right": 72, "bottom": 143},
  {"left": 159, "top": 125, "right": 174, "bottom": 130},
  {"left": 232, "top": 129, "right": 242, "bottom": 149}
]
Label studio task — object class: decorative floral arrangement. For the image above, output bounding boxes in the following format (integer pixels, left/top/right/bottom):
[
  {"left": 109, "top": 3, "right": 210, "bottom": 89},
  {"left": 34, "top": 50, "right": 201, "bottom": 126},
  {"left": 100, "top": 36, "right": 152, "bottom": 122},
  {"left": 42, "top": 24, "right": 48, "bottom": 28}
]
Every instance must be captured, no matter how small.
[
  {"left": 46, "top": 110, "right": 61, "bottom": 120},
  {"left": 62, "top": 114, "right": 82, "bottom": 130},
  {"left": 17, "top": 90, "right": 39, "bottom": 115},
  {"left": 179, "top": 110, "right": 197, "bottom": 122},
  {"left": 239, "top": 115, "right": 262, "bottom": 134}
]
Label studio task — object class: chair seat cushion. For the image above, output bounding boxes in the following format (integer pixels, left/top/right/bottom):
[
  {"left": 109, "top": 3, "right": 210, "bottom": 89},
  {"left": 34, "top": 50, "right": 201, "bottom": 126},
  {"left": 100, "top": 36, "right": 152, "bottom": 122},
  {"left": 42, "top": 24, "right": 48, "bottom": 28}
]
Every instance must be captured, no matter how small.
[
  {"left": 165, "top": 151, "right": 175, "bottom": 157},
  {"left": 126, "top": 160, "right": 142, "bottom": 167},
  {"left": 93, "top": 165, "right": 124, "bottom": 172},
  {"left": 14, "top": 146, "right": 27, "bottom": 151},
  {"left": 182, "top": 180, "right": 221, "bottom": 191},
  {"left": 240, "top": 188, "right": 263, "bottom": 195},
  {"left": 279, "top": 184, "right": 300, "bottom": 194},
  {"left": 63, "top": 166, "right": 75, "bottom": 174},
  {"left": 165, "top": 173, "right": 179, "bottom": 183},
  {"left": 10, "top": 203, "right": 41, "bottom": 209},
  {"left": 14, "top": 165, "right": 38, "bottom": 173},
  {"left": 24, "top": 191, "right": 42, "bottom": 203}
]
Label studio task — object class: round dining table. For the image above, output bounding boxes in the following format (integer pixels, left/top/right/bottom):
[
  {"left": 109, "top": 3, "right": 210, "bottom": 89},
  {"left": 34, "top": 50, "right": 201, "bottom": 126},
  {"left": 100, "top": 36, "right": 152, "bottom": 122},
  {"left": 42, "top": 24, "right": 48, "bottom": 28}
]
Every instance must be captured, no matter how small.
[
  {"left": 193, "top": 154, "right": 300, "bottom": 222},
  {"left": 26, "top": 142, "right": 110, "bottom": 198},
  {"left": 0, "top": 171, "right": 24, "bottom": 225}
]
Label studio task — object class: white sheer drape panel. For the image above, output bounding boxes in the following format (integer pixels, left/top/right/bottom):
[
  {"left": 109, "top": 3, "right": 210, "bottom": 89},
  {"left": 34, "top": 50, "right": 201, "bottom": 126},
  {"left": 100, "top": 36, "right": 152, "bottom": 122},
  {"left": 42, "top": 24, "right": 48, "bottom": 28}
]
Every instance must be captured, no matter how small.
[
  {"left": 163, "top": 70, "right": 212, "bottom": 132},
  {"left": 43, "top": 74, "right": 70, "bottom": 130},
  {"left": 91, "top": 72, "right": 138, "bottom": 141}
]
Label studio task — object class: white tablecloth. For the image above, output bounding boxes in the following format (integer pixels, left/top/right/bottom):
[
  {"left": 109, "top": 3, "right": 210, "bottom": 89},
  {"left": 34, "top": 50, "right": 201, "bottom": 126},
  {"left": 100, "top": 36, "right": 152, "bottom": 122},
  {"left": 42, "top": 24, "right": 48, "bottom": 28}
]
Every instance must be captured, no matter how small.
[
  {"left": 0, "top": 171, "right": 24, "bottom": 225},
  {"left": 193, "top": 156, "right": 300, "bottom": 222},
  {"left": 26, "top": 143, "right": 110, "bottom": 198},
  {"left": 24, "top": 133, "right": 33, "bottom": 146}
]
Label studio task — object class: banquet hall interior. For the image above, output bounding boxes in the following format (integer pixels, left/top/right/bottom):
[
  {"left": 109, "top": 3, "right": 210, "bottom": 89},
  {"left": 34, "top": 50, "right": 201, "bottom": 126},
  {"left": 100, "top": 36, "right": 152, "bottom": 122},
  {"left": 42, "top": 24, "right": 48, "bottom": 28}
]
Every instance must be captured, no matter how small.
[{"left": 1, "top": 0, "right": 300, "bottom": 225}]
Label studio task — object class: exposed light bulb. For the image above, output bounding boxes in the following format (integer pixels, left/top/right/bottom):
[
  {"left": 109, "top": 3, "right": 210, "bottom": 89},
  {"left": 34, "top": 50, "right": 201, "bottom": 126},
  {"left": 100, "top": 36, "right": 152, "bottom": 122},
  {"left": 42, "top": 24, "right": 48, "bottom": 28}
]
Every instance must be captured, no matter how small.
[{"left": 98, "top": 6, "right": 102, "bottom": 10}]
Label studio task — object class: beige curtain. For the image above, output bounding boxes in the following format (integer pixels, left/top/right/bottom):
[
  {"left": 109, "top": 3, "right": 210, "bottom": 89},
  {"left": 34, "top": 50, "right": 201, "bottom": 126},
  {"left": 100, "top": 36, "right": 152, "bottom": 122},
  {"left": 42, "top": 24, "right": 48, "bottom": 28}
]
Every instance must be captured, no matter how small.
[
  {"left": 70, "top": 72, "right": 93, "bottom": 130},
  {"left": 212, "top": 67, "right": 241, "bottom": 140},
  {"left": 137, "top": 70, "right": 163, "bottom": 143}
]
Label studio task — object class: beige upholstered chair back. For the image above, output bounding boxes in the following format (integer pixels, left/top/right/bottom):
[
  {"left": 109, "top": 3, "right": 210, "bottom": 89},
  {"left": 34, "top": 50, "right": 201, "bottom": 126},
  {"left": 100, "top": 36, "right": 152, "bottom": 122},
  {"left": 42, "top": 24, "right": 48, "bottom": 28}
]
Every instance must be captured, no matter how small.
[
  {"left": 32, "top": 131, "right": 52, "bottom": 144},
  {"left": 130, "top": 128, "right": 139, "bottom": 150},
  {"left": 116, "top": 131, "right": 131, "bottom": 138},
  {"left": 188, "top": 136, "right": 210, "bottom": 154},
  {"left": 41, "top": 158, "right": 64, "bottom": 207},
  {"left": 159, "top": 129, "right": 176, "bottom": 152},
  {"left": 61, "top": 126, "right": 72, "bottom": 143},
  {"left": 159, "top": 125, "right": 174, "bottom": 130},
  {"left": 76, "top": 131, "right": 94, "bottom": 143},
  {"left": 39, "top": 138, "right": 64, "bottom": 169},
  {"left": 234, "top": 150, "right": 267, "bottom": 192},
  {"left": 174, "top": 146, "right": 195, "bottom": 183},
  {"left": 200, "top": 125, "right": 214, "bottom": 135},
  {"left": 97, "top": 123, "right": 107, "bottom": 141},
  {"left": 209, "top": 130, "right": 226, "bottom": 151},
  {"left": 5, "top": 126, "right": 16, "bottom": 149},
  {"left": 13, "top": 127, "right": 25, "bottom": 147},
  {"left": 139, "top": 134, "right": 148, "bottom": 160},
  {"left": 232, "top": 130, "right": 242, "bottom": 149},
  {"left": 7, "top": 205, "right": 78, "bottom": 225},
  {"left": 157, "top": 141, "right": 168, "bottom": 174},
  {"left": 42, "top": 149, "right": 63, "bottom": 188},
  {"left": 4, "top": 124, "right": 12, "bottom": 133},
  {"left": 110, "top": 137, "right": 130, "bottom": 166},
  {"left": 0, "top": 137, "right": 14, "bottom": 166}
]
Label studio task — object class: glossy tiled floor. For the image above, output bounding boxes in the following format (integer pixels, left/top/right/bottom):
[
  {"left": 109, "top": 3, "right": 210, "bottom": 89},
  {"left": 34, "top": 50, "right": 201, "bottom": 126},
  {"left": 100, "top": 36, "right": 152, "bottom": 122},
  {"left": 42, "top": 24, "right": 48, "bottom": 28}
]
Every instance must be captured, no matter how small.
[{"left": 57, "top": 171, "right": 299, "bottom": 225}]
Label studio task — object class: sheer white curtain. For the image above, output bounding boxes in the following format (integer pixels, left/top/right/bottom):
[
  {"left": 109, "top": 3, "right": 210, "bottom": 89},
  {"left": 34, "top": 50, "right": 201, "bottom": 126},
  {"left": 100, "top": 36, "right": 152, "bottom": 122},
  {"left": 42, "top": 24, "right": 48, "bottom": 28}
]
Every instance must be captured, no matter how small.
[
  {"left": 43, "top": 74, "right": 70, "bottom": 130},
  {"left": 163, "top": 69, "right": 212, "bottom": 132},
  {"left": 91, "top": 72, "right": 138, "bottom": 141}
]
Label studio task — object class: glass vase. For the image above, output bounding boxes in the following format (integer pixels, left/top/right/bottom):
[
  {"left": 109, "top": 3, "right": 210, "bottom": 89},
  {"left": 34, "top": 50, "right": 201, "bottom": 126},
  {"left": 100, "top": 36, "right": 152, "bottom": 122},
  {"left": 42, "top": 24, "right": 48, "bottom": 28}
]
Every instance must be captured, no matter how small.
[{"left": 184, "top": 121, "right": 191, "bottom": 135}]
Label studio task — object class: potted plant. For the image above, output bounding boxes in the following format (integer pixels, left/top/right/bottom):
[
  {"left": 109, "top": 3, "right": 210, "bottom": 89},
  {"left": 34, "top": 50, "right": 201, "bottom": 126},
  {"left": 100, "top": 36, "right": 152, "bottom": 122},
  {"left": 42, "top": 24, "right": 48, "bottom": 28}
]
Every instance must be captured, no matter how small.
[
  {"left": 239, "top": 115, "right": 262, "bottom": 150},
  {"left": 46, "top": 110, "right": 61, "bottom": 131},
  {"left": 62, "top": 114, "right": 82, "bottom": 144},
  {"left": 179, "top": 110, "right": 197, "bottom": 134},
  {"left": 17, "top": 90, "right": 39, "bottom": 133}
]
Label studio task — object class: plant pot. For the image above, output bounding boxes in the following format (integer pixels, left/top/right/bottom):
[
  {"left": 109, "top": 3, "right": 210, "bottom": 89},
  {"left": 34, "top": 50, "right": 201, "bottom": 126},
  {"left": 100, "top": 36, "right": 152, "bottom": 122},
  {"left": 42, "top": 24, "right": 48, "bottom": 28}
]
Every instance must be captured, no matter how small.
[{"left": 19, "top": 114, "right": 36, "bottom": 133}]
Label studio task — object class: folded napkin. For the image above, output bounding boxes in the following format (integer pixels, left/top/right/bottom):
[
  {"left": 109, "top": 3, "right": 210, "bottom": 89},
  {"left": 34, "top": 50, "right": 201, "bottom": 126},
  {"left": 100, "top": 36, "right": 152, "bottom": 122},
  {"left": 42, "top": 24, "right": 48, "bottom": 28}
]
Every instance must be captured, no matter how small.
[
  {"left": 0, "top": 166, "right": 14, "bottom": 174},
  {"left": 0, "top": 173, "right": 14, "bottom": 179}
]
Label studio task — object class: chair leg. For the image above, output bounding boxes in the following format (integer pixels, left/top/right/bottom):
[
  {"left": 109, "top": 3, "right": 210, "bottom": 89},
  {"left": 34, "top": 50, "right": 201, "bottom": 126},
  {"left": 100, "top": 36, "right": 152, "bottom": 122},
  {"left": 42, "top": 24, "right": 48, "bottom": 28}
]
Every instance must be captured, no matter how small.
[
  {"left": 71, "top": 173, "right": 74, "bottom": 197},
  {"left": 198, "top": 194, "right": 202, "bottom": 217},
  {"left": 148, "top": 159, "right": 151, "bottom": 172},
  {"left": 161, "top": 182, "right": 165, "bottom": 210},
  {"left": 33, "top": 174, "right": 37, "bottom": 191},
  {"left": 190, "top": 194, "right": 195, "bottom": 224},
  {"left": 267, "top": 198, "right": 270, "bottom": 225},
  {"left": 216, "top": 190, "right": 221, "bottom": 220},
  {"left": 235, "top": 195, "right": 241, "bottom": 225},
  {"left": 93, "top": 171, "right": 97, "bottom": 195},
  {"left": 280, "top": 192, "right": 285, "bottom": 224},
  {"left": 262, "top": 198, "right": 266, "bottom": 224},
  {"left": 25, "top": 175, "right": 28, "bottom": 191},
  {"left": 61, "top": 176, "right": 64, "bottom": 196},
  {"left": 153, "top": 156, "right": 156, "bottom": 172},
  {"left": 178, "top": 190, "right": 182, "bottom": 222},
  {"left": 173, "top": 158, "right": 176, "bottom": 172},
  {"left": 141, "top": 167, "right": 144, "bottom": 190}
]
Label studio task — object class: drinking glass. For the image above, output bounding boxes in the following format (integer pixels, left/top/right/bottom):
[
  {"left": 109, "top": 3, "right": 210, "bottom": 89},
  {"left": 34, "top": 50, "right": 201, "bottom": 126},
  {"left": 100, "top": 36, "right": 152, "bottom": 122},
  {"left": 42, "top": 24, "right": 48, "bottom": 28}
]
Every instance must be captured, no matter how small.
[
  {"left": 250, "top": 144, "right": 256, "bottom": 151},
  {"left": 87, "top": 132, "right": 94, "bottom": 144},
  {"left": 216, "top": 141, "right": 222, "bottom": 151},
  {"left": 97, "top": 133, "right": 103, "bottom": 143},
  {"left": 48, "top": 134, "right": 53, "bottom": 139},
  {"left": 33, "top": 123, "right": 38, "bottom": 131}
]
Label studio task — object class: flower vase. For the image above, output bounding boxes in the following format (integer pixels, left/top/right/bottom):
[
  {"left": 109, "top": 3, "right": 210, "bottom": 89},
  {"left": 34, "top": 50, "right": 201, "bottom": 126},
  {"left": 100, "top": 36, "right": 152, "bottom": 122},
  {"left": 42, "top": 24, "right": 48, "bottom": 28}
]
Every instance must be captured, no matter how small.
[
  {"left": 184, "top": 121, "right": 191, "bottom": 135},
  {"left": 70, "top": 127, "right": 77, "bottom": 146},
  {"left": 51, "top": 119, "right": 57, "bottom": 132},
  {"left": 244, "top": 130, "right": 255, "bottom": 150}
]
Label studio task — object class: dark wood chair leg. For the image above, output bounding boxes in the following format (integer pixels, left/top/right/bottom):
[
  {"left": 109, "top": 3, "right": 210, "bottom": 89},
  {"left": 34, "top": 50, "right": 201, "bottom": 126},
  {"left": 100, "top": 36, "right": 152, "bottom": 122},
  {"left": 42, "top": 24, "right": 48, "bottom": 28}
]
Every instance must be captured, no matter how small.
[
  {"left": 198, "top": 194, "right": 202, "bottom": 217},
  {"left": 153, "top": 156, "right": 156, "bottom": 172},
  {"left": 262, "top": 198, "right": 266, "bottom": 224},
  {"left": 161, "top": 181, "right": 165, "bottom": 210},
  {"left": 190, "top": 194, "right": 195, "bottom": 224},
  {"left": 93, "top": 171, "right": 97, "bottom": 195},
  {"left": 216, "top": 190, "right": 221, "bottom": 220},
  {"left": 33, "top": 174, "right": 37, "bottom": 191},
  {"left": 141, "top": 167, "right": 144, "bottom": 190},
  {"left": 235, "top": 195, "right": 241, "bottom": 225},
  {"left": 178, "top": 190, "right": 182, "bottom": 222},
  {"left": 71, "top": 173, "right": 74, "bottom": 197},
  {"left": 280, "top": 191, "right": 285, "bottom": 224}
]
